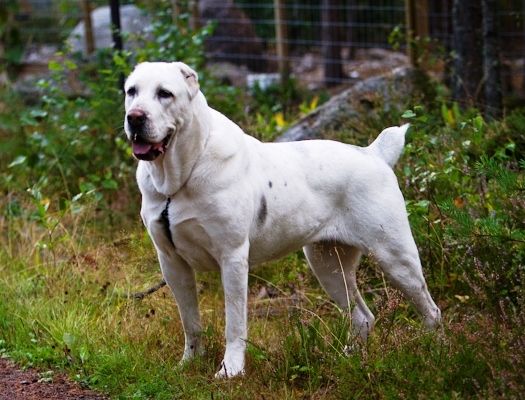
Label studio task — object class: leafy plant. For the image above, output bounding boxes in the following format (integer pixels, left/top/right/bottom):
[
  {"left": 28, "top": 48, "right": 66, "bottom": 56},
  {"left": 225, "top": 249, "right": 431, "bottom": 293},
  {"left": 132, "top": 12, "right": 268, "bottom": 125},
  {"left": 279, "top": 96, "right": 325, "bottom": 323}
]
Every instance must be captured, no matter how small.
[
  {"left": 0, "top": 1, "right": 23, "bottom": 78},
  {"left": 401, "top": 104, "right": 524, "bottom": 308}
]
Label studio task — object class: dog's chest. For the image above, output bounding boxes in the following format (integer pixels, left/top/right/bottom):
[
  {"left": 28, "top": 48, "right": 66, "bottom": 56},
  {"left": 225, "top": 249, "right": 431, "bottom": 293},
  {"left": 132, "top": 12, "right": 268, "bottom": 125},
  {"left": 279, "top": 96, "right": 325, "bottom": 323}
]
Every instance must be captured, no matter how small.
[{"left": 148, "top": 197, "right": 220, "bottom": 272}]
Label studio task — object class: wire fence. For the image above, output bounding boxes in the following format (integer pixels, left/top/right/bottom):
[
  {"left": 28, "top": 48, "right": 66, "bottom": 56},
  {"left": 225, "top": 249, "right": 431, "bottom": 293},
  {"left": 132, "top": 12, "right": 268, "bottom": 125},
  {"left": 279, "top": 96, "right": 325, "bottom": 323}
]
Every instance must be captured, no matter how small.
[{"left": 7, "top": 0, "right": 525, "bottom": 95}]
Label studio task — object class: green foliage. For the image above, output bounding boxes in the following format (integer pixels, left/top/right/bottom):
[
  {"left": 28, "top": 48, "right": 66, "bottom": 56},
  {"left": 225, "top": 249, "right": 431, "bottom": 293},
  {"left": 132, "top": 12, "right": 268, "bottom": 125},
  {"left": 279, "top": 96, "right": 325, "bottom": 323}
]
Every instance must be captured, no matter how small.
[
  {"left": 130, "top": 3, "right": 244, "bottom": 121},
  {"left": 0, "top": 0, "right": 23, "bottom": 77},
  {"left": 134, "top": 6, "right": 212, "bottom": 68},
  {"left": 400, "top": 104, "right": 524, "bottom": 308},
  {"left": 3, "top": 52, "right": 128, "bottom": 220},
  {"left": 247, "top": 79, "right": 326, "bottom": 142},
  {"left": 0, "top": 5, "right": 240, "bottom": 224}
]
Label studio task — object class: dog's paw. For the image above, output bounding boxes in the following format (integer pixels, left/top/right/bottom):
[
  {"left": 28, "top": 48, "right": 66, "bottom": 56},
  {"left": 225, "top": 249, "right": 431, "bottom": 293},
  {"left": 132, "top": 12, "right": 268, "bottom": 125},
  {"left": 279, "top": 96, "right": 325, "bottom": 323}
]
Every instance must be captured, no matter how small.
[
  {"left": 214, "top": 359, "right": 245, "bottom": 379},
  {"left": 179, "top": 337, "right": 203, "bottom": 364},
  {"left": 423, "top": 307, "right": 442, "bottom": 330}
]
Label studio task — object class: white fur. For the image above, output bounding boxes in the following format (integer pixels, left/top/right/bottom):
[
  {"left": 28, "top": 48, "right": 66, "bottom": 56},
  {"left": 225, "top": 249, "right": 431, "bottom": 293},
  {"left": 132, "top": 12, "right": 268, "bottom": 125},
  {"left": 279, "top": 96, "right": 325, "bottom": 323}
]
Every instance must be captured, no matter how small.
[{"left": 124, "top": 62, "right": 441, "bottom": 378}]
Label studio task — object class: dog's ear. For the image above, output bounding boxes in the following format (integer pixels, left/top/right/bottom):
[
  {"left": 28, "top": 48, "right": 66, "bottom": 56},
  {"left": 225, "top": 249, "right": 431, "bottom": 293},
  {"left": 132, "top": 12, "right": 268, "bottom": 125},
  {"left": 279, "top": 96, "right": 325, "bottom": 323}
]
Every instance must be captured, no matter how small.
[{"left": 175, "top": 62, "right": 199, "bottom": 99}]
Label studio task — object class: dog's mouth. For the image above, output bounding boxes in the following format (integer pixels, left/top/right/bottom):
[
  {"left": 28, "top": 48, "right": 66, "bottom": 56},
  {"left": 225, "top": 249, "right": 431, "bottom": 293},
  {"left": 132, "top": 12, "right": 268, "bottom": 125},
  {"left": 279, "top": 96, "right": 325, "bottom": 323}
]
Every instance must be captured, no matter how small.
[{"left": 131, "top": 133, "right": 173, "bottom": 161}]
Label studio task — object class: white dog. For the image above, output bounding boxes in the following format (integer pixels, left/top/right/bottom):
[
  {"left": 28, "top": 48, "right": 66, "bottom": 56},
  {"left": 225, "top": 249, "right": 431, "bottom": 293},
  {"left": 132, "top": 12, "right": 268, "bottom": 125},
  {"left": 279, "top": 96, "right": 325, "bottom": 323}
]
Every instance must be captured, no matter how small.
[{"left": 123, "top": 62, "right": 441, "bottom": 378}]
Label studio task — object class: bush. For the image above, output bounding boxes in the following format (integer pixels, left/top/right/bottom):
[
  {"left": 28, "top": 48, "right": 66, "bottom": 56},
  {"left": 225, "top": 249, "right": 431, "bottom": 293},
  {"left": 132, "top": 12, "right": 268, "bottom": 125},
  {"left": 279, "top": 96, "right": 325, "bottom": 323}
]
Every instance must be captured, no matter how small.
[
  {"left": 400, "top": 105, "right": 524, "bottom": 310},
  {"left": 1, "top": 5, "right": 235, "bottom": 217}
]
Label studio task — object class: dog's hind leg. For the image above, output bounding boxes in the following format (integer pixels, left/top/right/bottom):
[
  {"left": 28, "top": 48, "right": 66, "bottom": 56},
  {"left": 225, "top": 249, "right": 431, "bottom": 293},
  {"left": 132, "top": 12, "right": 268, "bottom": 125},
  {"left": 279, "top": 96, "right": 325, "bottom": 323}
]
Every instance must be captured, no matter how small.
[
  {"left": 370, "top": 235, "right": 441, "bottom": 329},
  {"left": 303, "top": 242, "right": 375, "bottom": 340},
  {"left": 360, "top": 201, "right": 442, "bottom": 329}
]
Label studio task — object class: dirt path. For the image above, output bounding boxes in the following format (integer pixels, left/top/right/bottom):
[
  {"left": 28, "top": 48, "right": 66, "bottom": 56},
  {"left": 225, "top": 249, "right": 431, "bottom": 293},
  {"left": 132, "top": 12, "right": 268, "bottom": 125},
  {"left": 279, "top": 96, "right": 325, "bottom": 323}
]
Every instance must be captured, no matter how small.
[{"left": 0, "top": 358, "right": 107, "bottom": 400}]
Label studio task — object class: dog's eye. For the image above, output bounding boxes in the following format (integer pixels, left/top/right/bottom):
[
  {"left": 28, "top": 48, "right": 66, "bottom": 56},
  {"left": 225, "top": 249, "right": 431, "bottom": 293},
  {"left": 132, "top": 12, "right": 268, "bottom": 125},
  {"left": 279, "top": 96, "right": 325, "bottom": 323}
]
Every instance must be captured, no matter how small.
[
  {"left": 157, "top": 89, "right": 174, "bottom": 99},
  {"left": 126, "top": 87, "right": 137, "bottom": 97}
]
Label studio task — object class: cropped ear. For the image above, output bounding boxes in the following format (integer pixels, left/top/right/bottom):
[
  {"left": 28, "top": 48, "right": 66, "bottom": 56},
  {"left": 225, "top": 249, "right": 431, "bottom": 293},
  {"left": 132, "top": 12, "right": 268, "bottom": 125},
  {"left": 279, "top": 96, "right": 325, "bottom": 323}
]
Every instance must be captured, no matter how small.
[{"left": 175, "top": 62, "right": 199, "bottom": 99}]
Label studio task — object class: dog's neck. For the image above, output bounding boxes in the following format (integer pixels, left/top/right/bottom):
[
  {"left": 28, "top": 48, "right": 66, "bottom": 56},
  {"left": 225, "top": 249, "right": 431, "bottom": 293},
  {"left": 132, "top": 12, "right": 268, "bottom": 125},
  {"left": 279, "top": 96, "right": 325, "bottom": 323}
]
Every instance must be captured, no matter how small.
[{"left": 143, "top": 92, "right": 211, "bottom": 197}]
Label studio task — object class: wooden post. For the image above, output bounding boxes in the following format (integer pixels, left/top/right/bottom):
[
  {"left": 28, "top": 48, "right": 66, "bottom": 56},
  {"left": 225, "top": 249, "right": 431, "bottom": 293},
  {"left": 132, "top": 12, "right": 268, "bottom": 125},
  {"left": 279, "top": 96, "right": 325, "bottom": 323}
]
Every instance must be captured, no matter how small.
[
  {"left": 189, "top": 0, "right": 200, "bottom": 31},
  {"left": 405, "top": 0, "right": 429, "bottom": 66},
  {"left": 274, "top": 0, "right": 290, "bottom": 82},
  {"left": 415, "top": 0, "right": 429, "bottom": 39},
  {"left": 81, "top": 0, "right": 95, "bottom": 55},
  {"left": 171, "top": 0, "right": 181, "bottom": 24}
]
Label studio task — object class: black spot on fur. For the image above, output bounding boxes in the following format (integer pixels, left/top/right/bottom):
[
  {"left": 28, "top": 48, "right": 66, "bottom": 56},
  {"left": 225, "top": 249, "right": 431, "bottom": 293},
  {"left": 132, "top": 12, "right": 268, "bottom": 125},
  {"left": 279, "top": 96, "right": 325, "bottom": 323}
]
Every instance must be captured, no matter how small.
[
  {"left": 160, "top": 197, "right": 175, "bottom": 247},
  {"left": 268, "top": 180, "right": 273, "bottom": 188},
  {"left": 257, "top": 195, "right": 267, "bottom": 226}
]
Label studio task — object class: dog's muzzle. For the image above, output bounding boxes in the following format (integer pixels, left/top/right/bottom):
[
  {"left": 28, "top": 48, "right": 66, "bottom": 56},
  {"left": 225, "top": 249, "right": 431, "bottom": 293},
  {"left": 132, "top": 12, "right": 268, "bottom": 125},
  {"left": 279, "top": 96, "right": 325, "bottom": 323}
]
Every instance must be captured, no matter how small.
[
  {"left": 127, "top": 109, "right": 172, "bottom": 161},
  {"left": 131, "top": 134, "right": 172, "bottom": 161},
  {"left": 127, "top": 109, "right": 147, "bottom": 132}
]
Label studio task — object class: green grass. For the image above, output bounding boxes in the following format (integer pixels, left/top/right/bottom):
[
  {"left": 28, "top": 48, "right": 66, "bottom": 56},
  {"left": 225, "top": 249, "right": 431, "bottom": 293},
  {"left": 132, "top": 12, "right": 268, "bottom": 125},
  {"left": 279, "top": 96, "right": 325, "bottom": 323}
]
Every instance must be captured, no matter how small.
[
  {"left": 0, "top": 206, "right": 523, "bottom": 399},
  {"left": 1, "top": 62, "right": 524, "bottom": 398}
]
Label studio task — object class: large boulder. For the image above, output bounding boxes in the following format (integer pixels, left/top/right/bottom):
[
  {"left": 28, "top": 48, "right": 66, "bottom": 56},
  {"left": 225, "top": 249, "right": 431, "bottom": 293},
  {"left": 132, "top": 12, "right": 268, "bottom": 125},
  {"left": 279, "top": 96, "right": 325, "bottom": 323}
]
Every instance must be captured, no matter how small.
[
  {"left": 275, "top": 67, "right": 419, "bottom": 142},
  {"left": 66, "top": 5, "right": 150, "bottom": 55}
]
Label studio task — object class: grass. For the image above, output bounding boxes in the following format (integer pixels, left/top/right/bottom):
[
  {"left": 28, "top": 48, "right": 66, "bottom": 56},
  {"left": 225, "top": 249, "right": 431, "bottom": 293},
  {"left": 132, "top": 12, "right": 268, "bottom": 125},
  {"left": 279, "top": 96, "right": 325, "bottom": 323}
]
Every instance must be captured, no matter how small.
[
  {"left": 0, "top": 202, "right": 523, "bottom": 399},
  {"left": 1, "top": 64, "right": 524, "bottom": 398}
]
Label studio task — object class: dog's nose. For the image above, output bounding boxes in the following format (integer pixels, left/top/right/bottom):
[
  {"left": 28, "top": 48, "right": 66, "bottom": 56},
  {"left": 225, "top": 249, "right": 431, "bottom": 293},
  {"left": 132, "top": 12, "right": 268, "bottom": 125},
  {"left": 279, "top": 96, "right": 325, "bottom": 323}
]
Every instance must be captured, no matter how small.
[{"left": 127, "top": 109, "right": 147, "bottom": 128}]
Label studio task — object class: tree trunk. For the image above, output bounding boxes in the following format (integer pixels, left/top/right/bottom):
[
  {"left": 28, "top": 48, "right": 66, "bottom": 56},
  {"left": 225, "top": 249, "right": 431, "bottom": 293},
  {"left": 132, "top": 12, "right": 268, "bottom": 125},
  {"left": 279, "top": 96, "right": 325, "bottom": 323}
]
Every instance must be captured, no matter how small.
[
  {"left": 109, "top": 0, "right": 122, "bottom": 52},
  {"left": 482, "top": 0, "right": 502, "bottom": 118},
  {"left": 452, "top": 0, "right": 483, "bottom": 106},
  {"left": 81, "top": 0, "right": 95, "bottom": 55},
  {"left": 321, "top": 0, "right": 344, "bottom": 86},
  {"left": 109, "top": 0, "right": 123, "bottom": 91}
]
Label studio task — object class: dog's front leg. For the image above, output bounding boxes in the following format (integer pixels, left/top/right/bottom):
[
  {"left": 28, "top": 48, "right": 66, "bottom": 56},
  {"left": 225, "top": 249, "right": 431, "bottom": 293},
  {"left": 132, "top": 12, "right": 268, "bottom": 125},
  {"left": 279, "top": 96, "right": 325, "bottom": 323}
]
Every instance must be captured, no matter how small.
[
  {"left": 215, "top": 250, "right": 249, "bottom": 378},
  {"left": 159, "top": 252, "right": 203, "bottom": 362}
]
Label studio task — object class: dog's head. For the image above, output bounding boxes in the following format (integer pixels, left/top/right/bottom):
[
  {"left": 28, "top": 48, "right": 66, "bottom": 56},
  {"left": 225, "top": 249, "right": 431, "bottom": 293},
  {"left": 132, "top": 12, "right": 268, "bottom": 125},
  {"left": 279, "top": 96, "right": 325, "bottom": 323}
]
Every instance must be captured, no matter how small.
[{"left": 124, "top": 62, "right": 200, "bottom": 161}]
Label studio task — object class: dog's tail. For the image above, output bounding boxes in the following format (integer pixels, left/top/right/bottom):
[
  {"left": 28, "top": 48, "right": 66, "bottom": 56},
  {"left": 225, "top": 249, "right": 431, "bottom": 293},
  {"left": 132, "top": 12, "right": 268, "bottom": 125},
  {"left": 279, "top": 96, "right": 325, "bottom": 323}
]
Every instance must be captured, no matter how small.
[{"left": 366, "top": 124, "right": 409, "bottom": 168}]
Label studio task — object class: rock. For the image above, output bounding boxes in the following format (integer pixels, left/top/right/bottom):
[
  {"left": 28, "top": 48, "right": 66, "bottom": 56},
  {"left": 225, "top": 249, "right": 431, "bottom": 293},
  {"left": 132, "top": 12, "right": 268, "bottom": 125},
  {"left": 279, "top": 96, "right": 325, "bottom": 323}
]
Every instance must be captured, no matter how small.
[
  {"left": 22, "top": 44, "right": 58, "bottom": 65},
  {"left": 199, "top": 0, "right": 267, "bottom": 72},
  {"left": 275, "top": 67, "right": 418, "bottom": 142},
  {"left": 66, "top": 5, "right": 150, "bottom": 56},
  {"left": 246, "top": 73, "right": 280, "bottom": 90},
  {"left": 207, "top": 61, "right": 250, "bottom": 87}
]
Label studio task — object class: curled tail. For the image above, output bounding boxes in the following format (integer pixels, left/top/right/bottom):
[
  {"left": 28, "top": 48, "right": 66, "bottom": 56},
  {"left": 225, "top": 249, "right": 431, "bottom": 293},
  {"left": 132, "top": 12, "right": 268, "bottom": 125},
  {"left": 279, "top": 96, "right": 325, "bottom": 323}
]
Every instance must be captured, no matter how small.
[{"left": 366, "top": 124, "right": 409, "bottom": 168}]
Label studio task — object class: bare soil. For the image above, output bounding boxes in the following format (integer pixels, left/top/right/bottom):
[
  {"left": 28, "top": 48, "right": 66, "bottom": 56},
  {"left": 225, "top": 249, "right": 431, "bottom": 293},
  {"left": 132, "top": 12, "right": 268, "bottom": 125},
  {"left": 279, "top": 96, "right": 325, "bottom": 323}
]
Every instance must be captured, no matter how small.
[{"left": 0, "top": 358, "right": 107, "bottom": 400}]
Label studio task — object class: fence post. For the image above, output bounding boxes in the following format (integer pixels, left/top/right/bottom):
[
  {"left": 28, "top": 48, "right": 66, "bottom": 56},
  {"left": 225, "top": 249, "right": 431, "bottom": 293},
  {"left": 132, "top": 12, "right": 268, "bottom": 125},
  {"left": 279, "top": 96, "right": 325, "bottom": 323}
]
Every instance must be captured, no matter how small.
[
  {"left": 274, "top": 0, "right": 290, "bottom": 82},
  {"left": 81, "top": 0, "right": 95, "bottom": 55},
  {"left": 171, "top": 0, "right": 181, "bottom": 24},
  {"left": 189, "top": 0, "right": 200, "bottom": 31},
  {"left": 321, "top": 0, "right": 344, "bottom": 86},
  {"left": 405, "top": 0, "right": 429, "bottom": 66}
]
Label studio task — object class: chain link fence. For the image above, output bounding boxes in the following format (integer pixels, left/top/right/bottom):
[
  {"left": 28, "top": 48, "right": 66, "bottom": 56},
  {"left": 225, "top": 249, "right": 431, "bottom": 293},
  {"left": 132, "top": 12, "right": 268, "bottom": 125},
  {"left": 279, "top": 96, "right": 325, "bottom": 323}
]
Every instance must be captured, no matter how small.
[{"left": 5, "top": 0, "right": 525, "bottom": 95}]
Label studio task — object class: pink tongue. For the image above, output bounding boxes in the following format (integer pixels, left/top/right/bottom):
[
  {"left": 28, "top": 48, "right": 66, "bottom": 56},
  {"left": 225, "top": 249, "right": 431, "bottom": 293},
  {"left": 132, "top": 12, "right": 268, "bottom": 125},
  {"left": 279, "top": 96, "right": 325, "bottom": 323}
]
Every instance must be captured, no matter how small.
[{"left": 132, "top": 142, "right": 153, "bottom": 154}]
